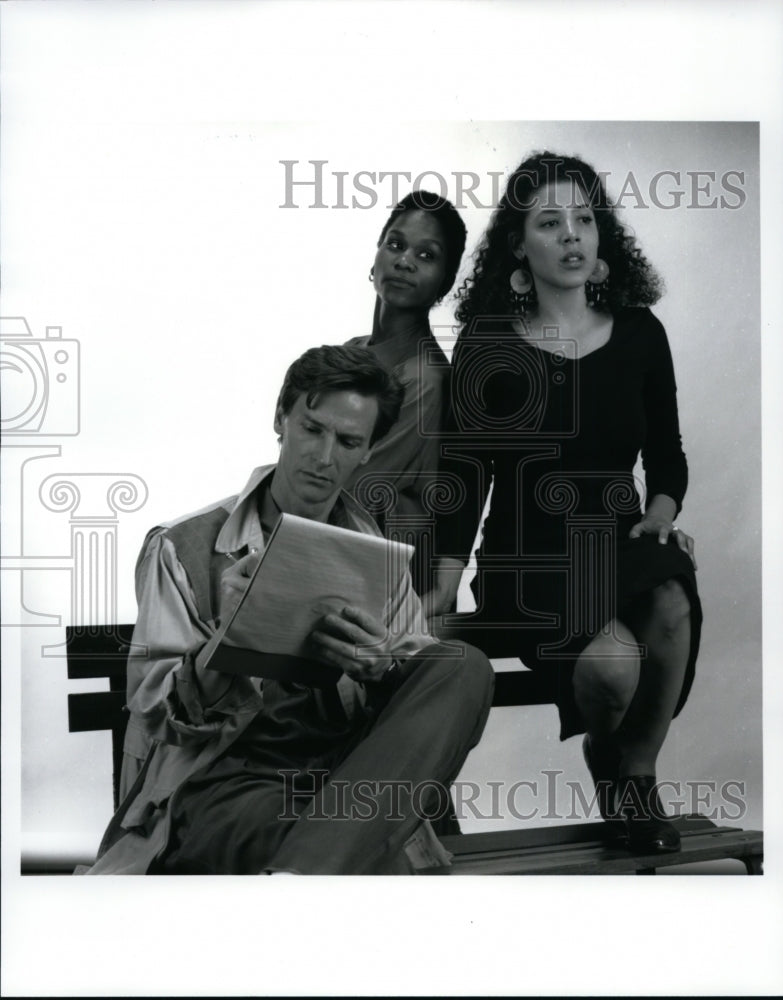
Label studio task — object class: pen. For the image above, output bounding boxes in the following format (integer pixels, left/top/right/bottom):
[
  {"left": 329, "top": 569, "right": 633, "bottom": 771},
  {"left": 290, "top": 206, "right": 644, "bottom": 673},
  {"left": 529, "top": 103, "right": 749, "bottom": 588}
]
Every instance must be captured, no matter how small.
[{"left": 226, "top": 547, "right": 259, "bottom": 562}]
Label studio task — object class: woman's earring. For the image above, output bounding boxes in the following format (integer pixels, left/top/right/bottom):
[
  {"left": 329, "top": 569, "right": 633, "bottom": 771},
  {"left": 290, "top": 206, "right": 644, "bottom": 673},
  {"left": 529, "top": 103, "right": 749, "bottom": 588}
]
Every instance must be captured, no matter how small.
[
  {"left": 586, "top": 258, "right": 610, "bottom": 308},
  {"left": 510, "top": 268, "right": 533, "bottom": 295},
  {"left": 368, "top": 266, "right": 375, "bottom": 282},
  {"left": 509, "top": 265, "right": 534, "bottom": 313},
  {"left": 588, "top": 259, "right": 609, "bottom": 284}
]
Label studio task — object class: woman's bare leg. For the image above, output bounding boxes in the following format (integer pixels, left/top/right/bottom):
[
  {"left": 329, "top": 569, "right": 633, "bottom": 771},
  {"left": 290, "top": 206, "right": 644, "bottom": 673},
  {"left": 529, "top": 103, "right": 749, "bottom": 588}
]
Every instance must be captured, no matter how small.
[
  {"left": 573, "top": 580, "right": 692, "bottom": 851},
  {"left": 573, "top": 580, "right": 691, "bottom": 774},
  {"left": 572, "top": 621, "right": 640, "bottom": 737},
  {"left": 613, "top": 579, "right": 691, "bottom": 777}
]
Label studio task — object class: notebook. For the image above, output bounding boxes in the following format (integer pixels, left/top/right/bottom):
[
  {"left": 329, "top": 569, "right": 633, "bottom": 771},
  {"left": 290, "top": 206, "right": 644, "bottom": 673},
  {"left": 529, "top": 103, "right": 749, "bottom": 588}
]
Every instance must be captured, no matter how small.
[{"left": 199, "top": 512, "right": 414, "bottom": 685}]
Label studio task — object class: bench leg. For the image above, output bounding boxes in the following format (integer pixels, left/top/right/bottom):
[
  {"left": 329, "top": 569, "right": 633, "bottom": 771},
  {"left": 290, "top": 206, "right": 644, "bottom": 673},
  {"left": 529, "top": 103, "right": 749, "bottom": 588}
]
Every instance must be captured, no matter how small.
[{"left": 743, "top": 854, "right": 763, "bottom": 875}]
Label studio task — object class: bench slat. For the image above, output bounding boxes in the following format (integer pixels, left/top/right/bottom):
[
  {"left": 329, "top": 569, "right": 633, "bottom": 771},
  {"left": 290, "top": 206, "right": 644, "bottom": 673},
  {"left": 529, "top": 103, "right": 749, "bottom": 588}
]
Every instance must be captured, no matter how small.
[
  {"left": 65, "top": 624, "right": 135, "bottom": 653},
  {"left": 66, "top": 625, "right": 137, "bottom": 681},
  {"left": 68, "top": 691, "right": 127, "bottom": 732},
  {"left": 492, "top": 670, "right": 557, "bottom": 706},
  {"left": 428, "top": 817, "right": 763, "bottom": 875}
]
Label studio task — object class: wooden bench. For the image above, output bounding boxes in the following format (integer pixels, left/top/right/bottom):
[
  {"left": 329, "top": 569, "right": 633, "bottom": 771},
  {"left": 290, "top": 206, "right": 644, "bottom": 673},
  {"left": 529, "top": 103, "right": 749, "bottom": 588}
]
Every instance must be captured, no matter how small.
[
  {"left": 67, "top": 624, "right": 135, "bottom": 811},
  {"left": 430, "top": 817, "right": 763, "bottom": 875},
  {"left": 63, "top": 623, "right": 763, "bottom": 875}
]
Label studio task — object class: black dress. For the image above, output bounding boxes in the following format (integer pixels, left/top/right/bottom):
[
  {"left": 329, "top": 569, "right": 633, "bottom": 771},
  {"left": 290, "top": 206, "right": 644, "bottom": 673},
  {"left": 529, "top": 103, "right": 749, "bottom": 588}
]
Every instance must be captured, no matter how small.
[{"left": 436, "top": 307, "right": 702, "bottom": 739}]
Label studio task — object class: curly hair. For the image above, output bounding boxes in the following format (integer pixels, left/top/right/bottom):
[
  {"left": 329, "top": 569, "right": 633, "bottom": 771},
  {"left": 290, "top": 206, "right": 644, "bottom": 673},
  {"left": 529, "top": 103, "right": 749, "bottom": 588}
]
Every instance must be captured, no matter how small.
[
  {"left": 378, "top": 190, "right": 467, "bottom": 302},
  {"left": 455, "top": 151, "right": 662, "bottom": 329},
  {"left": 277, "top": 344, "right": 405, "bottom": 445}
]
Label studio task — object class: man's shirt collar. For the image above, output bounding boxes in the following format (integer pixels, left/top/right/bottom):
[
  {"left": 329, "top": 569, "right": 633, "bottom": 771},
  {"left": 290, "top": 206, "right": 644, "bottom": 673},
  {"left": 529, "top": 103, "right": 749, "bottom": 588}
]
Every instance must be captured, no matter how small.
[{"left": 214, "top": 464, "right": 378, "bottom": 556}]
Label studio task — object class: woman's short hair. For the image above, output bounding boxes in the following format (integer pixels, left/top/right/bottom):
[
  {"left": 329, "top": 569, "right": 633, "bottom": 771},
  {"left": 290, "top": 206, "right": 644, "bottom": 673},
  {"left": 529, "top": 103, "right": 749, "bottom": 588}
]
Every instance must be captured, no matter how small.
[
  {"left": 277, "top": 344, "right": 405, "bottom": 445},
  {"left": 378, "top": 190, "right": 467, "bottom": 301},
  {"left": 455, "top": 151, "right": 662, "bottom": 327}
]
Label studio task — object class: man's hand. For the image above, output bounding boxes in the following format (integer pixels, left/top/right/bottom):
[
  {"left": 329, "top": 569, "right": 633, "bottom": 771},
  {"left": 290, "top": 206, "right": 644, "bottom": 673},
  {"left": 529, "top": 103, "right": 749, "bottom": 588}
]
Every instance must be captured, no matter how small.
[
  {"left": 309, "top": 605, "right": 395, "bottom": 684},
  {"left": 218, "top": 550, "right": 261, "bottom": 623}
]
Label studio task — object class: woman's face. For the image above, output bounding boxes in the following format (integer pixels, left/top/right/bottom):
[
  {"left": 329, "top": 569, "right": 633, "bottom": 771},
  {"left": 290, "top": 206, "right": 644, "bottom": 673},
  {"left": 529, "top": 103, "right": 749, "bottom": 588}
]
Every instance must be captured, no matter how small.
[
  {"left": 514, "top": 179, "right": 599, "bottom": 295},
  {"left": 373, "top": 210, "right": 448, "bottom": 310}
]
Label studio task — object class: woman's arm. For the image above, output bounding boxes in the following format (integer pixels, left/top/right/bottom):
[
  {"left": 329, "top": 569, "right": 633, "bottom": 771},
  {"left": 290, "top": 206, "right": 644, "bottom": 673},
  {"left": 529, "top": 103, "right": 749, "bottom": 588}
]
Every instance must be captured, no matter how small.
[
  {"left": 420, "top": 556, "right": 468, "bottom": 618},
  {"left": 631, "top": 313, "right": 696, "bottom": 566},
  {"left": 425, "top": 337, "right": 495, "bottom": 614},
  {"left": 639, "top": 312, "right": 688, "bottom": 514}
]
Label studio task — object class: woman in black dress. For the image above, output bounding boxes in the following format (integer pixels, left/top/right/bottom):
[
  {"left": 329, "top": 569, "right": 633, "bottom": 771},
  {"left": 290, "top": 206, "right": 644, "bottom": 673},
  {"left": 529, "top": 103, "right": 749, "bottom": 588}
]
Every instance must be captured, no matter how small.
[{"left": 426, "top": 152, "right": 702, "bottom": 853}]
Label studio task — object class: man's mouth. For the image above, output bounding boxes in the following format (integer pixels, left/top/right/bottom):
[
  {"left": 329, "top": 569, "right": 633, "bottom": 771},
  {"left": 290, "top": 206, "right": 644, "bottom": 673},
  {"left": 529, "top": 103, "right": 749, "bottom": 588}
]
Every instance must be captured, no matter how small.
[{"left": 302, "top": 471, "right": 333, "bottom": 485}]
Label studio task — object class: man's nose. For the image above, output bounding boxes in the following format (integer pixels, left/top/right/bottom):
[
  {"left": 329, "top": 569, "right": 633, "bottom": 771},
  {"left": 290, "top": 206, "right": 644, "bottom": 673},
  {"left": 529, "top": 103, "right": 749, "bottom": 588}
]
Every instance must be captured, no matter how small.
[{"left": 314, "top": 435, "right": 336, "bottom": 466}]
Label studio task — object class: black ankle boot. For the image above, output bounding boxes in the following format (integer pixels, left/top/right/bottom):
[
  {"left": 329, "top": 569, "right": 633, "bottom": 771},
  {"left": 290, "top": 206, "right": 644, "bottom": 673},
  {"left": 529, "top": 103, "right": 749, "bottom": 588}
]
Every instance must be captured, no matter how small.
[
  {"left": 582, "top": 734, "right": 621, "bottom": 821},
  {"left": 616, "top": 774, "right": 681, "bottom": 853}
]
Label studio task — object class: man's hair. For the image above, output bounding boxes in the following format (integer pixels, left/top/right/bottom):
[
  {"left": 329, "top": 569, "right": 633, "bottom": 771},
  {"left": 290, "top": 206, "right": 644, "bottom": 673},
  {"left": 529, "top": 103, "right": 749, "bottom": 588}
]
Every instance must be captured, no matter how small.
[{"left": 276, "top": 344, "right": 406, "bottom": 445}]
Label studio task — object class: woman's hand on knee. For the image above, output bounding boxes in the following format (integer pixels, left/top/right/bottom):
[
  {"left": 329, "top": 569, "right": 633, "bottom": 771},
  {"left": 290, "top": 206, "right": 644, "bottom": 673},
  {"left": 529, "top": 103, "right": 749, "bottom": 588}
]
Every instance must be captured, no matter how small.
[
  {"left": 629, "top": 494, "right": 697, "bottom": 570},
  {"left": 629, "top": 516, "right": 697, "bottom": 569},
  {"left": 670, "top": 526, "right": 697, "bottom": 569}
]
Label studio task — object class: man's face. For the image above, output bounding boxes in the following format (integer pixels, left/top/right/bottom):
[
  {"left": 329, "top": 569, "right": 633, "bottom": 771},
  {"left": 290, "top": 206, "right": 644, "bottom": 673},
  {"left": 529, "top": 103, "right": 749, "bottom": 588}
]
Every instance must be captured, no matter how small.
[{"left": 272, "top": 389, "right": 378, "bottom": 518}]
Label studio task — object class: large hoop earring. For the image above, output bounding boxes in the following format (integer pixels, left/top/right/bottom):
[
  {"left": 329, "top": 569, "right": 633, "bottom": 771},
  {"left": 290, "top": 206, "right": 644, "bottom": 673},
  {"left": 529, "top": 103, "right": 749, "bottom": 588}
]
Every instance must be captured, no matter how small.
[
  {"left": 509, "top": 264, "right": 534, "bottom": 314},
  {"left": 586, "top": 258, "right": 610, "bottom": 308}
]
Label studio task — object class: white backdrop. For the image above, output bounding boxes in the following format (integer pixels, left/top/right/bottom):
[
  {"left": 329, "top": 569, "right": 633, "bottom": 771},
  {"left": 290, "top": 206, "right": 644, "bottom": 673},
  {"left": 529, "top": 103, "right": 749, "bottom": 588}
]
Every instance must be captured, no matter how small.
[{"left": 2, "top": 2, "right": 782, "bottom": 997}]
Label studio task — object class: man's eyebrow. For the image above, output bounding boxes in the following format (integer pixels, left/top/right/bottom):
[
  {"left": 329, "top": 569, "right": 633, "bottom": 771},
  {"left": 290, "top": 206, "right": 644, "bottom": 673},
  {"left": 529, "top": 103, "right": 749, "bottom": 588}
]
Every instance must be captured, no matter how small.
[{"left": 304, "top": 415, "right": 364, "bottom": 443}]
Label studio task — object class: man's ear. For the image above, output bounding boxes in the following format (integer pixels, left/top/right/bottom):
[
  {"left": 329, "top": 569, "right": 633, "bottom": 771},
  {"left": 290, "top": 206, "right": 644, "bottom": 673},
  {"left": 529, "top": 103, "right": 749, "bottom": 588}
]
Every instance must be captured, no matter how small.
[
  {"left": 508, "top": 231, "right": 526, "bottom": 262},
  {"left": 273, "top": 406, "right": 284, "bottom": 437}
]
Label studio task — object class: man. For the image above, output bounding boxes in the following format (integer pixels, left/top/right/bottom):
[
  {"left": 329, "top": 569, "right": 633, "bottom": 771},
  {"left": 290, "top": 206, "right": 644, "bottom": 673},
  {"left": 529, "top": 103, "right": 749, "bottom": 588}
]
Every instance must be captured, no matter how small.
[{"left": 87, "top": 344, "right": 493, "bottom": 875}]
